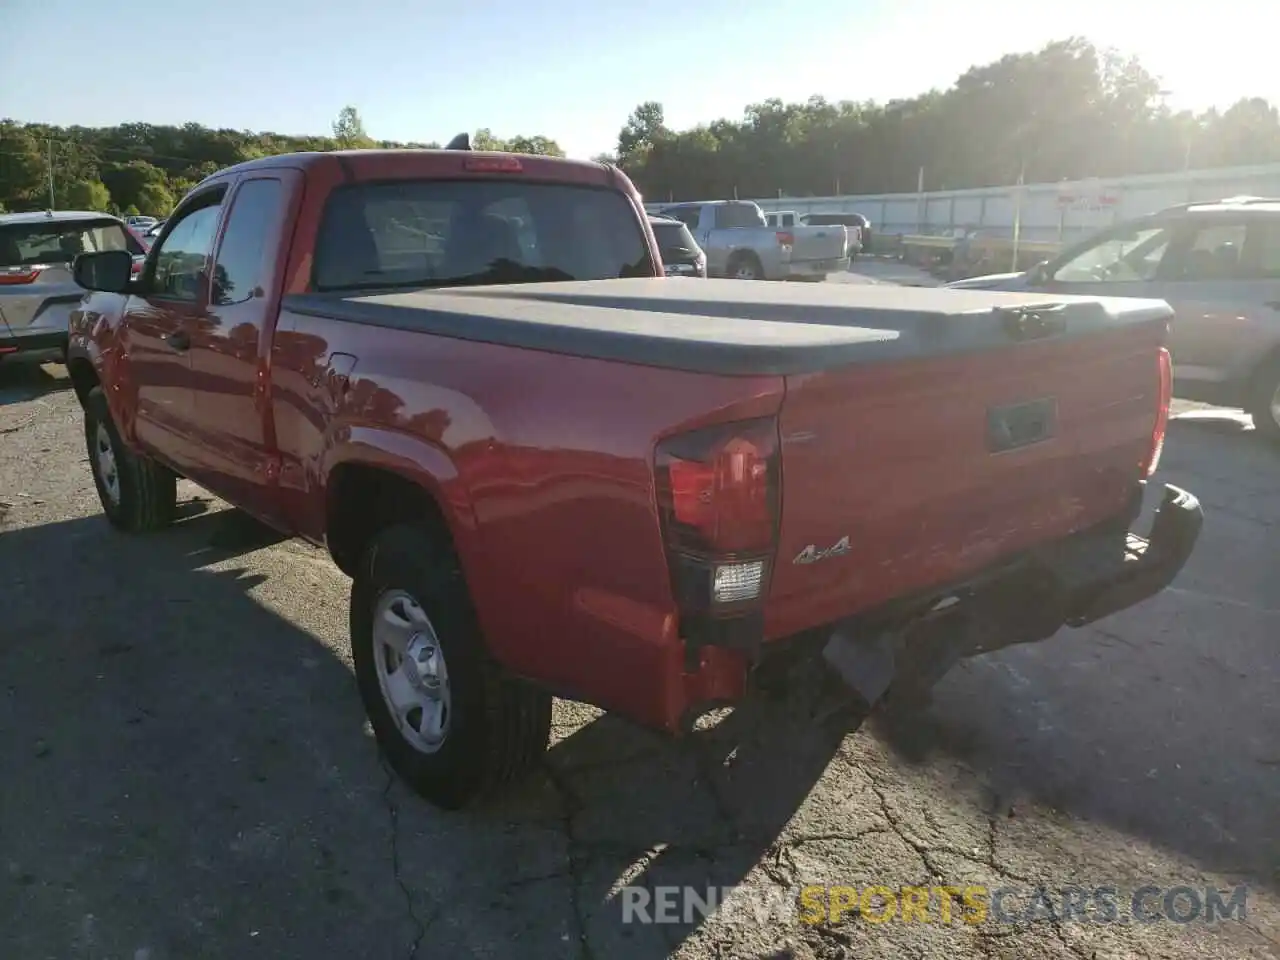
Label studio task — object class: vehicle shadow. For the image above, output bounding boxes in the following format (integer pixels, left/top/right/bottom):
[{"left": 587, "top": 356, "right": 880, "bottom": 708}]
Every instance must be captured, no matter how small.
[
  {"left": 0, "top": 361, "right": 71, "bottom": 408},
  {"left": 869, "top": 435, "right": 1280, "bottom": 901},
  {"left": 0, "top": 507, "right": 852, "bottom": 960}
]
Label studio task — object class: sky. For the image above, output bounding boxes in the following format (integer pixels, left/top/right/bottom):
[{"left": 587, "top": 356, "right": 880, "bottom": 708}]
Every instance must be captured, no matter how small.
[{"left": 1, "top": 0, "right": 1273, "bottom": 159}]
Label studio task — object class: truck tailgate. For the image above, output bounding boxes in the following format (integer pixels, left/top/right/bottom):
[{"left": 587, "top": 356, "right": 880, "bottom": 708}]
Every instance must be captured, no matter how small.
[
  {"left": 790, "top": 225, "right": 847, "bottom": 263},
  {"left": 765, "top": 297, "right": 1170, "bottom": 637}
]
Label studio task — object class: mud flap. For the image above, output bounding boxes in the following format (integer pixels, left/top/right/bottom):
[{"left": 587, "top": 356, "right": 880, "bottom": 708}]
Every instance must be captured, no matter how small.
[{"left": 821, "top": 629, "right": 898, "bottom": 706}]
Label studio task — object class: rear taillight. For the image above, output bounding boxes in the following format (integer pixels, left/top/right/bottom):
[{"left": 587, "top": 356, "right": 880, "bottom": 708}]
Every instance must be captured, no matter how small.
[
  {"left": 775, "top": 231, "right": 794, "bottom": 249},
  {"left": 0, "top": 267, "right": 43, "bottom": 285},
  {"left": 1142, "top": 346, "right": 1173, "bottom": 478},
  {"left": 655, "top": 417, "right": 780, "bottom": 614}
]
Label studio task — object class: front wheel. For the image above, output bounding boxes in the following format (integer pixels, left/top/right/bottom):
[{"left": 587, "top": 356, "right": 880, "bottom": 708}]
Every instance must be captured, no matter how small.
[
  {"left": 1247, "top": 356, "right": 1280, "bottom": 444},
  {"left": 350, "top": 524, "right": 552, "bottom": 809},
  {"left": 84, "top": 386, "right": 176, "bottom": 532}
]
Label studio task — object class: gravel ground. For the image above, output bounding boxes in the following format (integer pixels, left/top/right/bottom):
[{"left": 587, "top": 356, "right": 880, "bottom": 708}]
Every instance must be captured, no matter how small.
[{"left": 1, "top": 337, "right": 1278, "bottom": 959}]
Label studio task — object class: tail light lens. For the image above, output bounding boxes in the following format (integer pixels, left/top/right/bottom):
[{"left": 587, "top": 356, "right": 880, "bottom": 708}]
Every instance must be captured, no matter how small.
[
  {"left": 1142, "top": 346, "right": 1173, "bottom": 478},
  {"left": 0, "top": 267, "right": 43, "bottom": 285},
  {"left": 655, "top": 417, "right": 780, "bottom": 614},
  {"left": 775, "top": 231, "right": 794, "bottom": 249}
]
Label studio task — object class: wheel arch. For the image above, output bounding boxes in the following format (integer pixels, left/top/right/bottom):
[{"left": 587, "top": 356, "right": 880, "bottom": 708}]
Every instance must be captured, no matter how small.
[{"left": 321, "top": 434, "right": 477, "bottom": 579}]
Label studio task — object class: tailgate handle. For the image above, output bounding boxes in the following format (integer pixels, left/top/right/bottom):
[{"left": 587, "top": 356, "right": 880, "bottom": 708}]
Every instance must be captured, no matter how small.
[{"left": 997, "top": 304, "right": 1067, "bottom": 341}]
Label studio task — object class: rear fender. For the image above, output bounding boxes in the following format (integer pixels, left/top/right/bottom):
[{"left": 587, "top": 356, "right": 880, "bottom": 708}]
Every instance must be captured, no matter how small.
[{"left": 319, "top": 425, "right": 477, "bottom": 540}]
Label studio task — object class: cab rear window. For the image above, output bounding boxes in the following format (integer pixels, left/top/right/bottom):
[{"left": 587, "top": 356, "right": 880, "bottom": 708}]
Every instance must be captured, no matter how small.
[{"left": 313, "top": 180, "right": 653, "bottom": 291}]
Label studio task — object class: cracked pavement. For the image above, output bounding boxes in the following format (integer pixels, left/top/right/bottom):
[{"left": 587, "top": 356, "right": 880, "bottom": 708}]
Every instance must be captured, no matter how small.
[{"left": 1, "top": 356, "right": 1278, "bottom": 960}]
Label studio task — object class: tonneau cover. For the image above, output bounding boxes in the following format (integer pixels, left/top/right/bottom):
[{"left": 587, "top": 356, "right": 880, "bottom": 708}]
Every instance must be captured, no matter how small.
[{"left": 284, "top": 278, "right": 1172, "bottom": 376}]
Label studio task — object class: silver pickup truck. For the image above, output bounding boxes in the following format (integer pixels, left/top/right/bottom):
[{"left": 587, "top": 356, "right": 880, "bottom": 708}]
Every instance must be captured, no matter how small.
[{"left": 657, "top": 200, "right": 849, "bottom": 281}]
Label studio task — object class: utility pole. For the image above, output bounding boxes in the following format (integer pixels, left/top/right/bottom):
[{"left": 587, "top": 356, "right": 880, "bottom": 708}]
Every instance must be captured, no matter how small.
[{"left": 47, "top": 138, "right": 55, "bottom": 210}]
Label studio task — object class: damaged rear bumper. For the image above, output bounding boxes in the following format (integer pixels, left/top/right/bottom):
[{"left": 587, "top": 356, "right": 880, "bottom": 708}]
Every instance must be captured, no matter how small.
[
  {"left": 818, "top": 483, "right": 1203, "bottom": 706},
  {"left": 1059, "top": 484, "right": 1202, "bottom": 626}
]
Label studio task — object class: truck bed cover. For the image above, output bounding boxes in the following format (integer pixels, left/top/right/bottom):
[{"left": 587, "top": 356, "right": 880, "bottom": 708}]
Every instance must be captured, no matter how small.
[{"left": 284, "top": 278, "right": 1172, "bottom": 377}]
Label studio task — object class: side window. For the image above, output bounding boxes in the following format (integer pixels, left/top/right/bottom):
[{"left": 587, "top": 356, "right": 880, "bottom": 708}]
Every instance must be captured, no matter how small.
[
  {"left": 1170, "top": 223, "right": 1249, "bottom": 281},
  {"left": 151, "top": 201, "right": 222, "bottom": 301},
  {"left": 1247, "top": 221, "right": 1280, "bottom": 279},
  {"left": 212, "top": 179, "right": 285, "bottom": 305},
  {"left": 1051, "top": 223, "right": 1174, "bottom": 284},
  {"left": 667, "top": 207, "right": 700, "bottom": 231}
]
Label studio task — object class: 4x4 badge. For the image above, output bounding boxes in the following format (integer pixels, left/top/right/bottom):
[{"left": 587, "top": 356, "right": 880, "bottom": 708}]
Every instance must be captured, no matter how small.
[{"left": 793, "top": 535, "right": 851, "bottom": 565}]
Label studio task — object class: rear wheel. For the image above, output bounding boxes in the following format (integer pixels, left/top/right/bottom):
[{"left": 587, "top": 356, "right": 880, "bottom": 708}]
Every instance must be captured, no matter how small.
[
  {"left": 84, "top": 386, "right": 176, "bottom": 532},
  {"left": 350, "top": 524, "right": 552, "bottom": 809},
  {"left": 1246, "top": 355, "right": 1280, "bottom": 443},
  {"left": 728, "top": 252, "right": 763, "bottom": 281}
]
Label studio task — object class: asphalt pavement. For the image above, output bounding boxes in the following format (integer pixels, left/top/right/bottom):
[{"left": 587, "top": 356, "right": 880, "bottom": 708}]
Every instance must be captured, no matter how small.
[{"left": 2, "top": 282, "right": 1278, "bottom": 959}]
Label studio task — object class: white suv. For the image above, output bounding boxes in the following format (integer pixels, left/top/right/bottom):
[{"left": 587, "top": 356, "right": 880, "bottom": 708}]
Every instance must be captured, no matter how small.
[{"left": 949, "top": 196, "right": 1280, "bottom": 441}]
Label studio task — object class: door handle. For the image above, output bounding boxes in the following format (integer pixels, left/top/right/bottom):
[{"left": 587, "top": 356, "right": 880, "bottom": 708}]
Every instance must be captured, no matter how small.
[{"left": 165, "top": 329, "right": 190, "bottom": 352}]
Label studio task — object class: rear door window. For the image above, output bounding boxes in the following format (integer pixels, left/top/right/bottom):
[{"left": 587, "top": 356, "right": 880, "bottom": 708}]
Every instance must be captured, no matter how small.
[
  {"left": 313, "top": 180, "right": 652, "bottom": 291},
  {"left": 714, "top": 203, "right": 766, "bottom": 229},
  {"left": 1244, "top": 220, "right": 1280, "bottom": 279},
  {"left": 1169, "top": 222, "right": 1250, "bottom": 281}
]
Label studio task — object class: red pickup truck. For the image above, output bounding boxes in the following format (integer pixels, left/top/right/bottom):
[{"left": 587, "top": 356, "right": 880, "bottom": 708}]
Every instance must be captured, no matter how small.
[{"left": 66, "top": 147, "right": 1202, "bottom": 809}]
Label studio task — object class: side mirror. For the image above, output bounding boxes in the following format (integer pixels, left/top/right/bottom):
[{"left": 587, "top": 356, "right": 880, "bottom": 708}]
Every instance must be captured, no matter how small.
[
  {"left": 73, "top": 250, "right": 135, "bottom": 293},
  {"left": 1027, "top": 260, "right": 1050, "bottom": 285}
]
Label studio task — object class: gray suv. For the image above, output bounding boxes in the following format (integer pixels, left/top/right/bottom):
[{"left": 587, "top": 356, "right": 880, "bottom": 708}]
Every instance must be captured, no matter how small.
[
  {"left": 0, "top": 210, "right": 147, "bottom": 363},
  {"left": 948, "top": 197, "right": 1280, "bottom": 440}
]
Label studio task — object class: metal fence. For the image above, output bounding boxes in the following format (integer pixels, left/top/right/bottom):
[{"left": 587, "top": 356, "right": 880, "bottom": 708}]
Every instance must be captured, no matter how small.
[{"left": 646, "top": 162, "right": 1280, "bottom": 247}]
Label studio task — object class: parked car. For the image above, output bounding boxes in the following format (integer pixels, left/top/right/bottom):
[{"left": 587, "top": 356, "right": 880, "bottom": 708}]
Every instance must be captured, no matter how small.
[
  {"left": 0, "top": 210, "right": 146, "bottom": 363},
  {"left": 658, "top": 200, "right": 849, "bottom": 281},
  {"left": 125, "top": 215, "right": 158, "bottom": 233},
  {"left": 946, "top": 196, "right": 1280, "bottom": 441},
  {"left": 802, "top": 212, "right": 871, "bottom": 257},
  {"left": 649, "top": 215, "right": 707, "bottom": 277},
  {"left": 66, "top": 147, "right": 1200, "bottom": 810}
]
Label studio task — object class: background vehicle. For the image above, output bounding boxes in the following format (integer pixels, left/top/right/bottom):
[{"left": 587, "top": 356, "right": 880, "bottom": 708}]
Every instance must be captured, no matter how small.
[
  {"left": 0, "top": 210, "right": 146, "bottom": 362},
  {"left": 947, "top": 196, "right": 1280, "bottom": 440},
  {"left": 66, "top": 148, "right": 1198, "bottom": 812},
  {"left": 658, "top": 200, "right": 848, "bottom": 281},
  {"left": 125, "top": 215, "right": 159, "bottom": 233},
  {"left": 801, "top": 212, "right": 871, "bottom": 257},
  {"left": 649, "top": 215, "right": 707, "bottom": 277},
  {"left": 764, "top": 210, "right": 800, "bottom": 228}
]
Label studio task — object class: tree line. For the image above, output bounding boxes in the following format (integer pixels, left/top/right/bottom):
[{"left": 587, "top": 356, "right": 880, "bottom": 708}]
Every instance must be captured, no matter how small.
[
  {"left": 5, "top": 38, "right": 1280, "bottom": 216},
  {"left": 607, "top": 38, "right": 1280, "bottom": 203},
  {"left": 0, "top": 106, "right": 564, "bottom": 216}
]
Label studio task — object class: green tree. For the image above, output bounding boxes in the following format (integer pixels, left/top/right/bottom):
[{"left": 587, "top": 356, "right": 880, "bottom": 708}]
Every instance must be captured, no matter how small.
[
  {"left": 617, "top": 101, "right": 668, "bottom": 169},
  {"left": 506, "top": 135, "right": 565, "bottom": 157},
  {"left": 62, "top": 179, "right": 111, "bottom": 211},
  {"left": 0, "top": 121, "right": 47, "bottom": 210},
  {"left": 136, "top": 180, "right": 176, "bottom": 216},
  {"left": 472, "top": 128, "right": 507, "bottom": 151},
  {"left": 332, "top": 106, "right": 372, "bottom": 149}
]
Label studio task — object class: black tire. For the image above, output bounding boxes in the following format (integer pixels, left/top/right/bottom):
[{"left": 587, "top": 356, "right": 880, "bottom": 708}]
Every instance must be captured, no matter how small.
[
  {"left": 84, "top": 386, "right": 176, "bottom": 532},
  {"left": 1246, "top": 355, "right": 1280, "bottom": 443},
  {"left": 350, "top": 524, "right": 551, "bottom": 809},
  {"left": 728, "top": 252, "right": 762, "bottom": 281}
]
